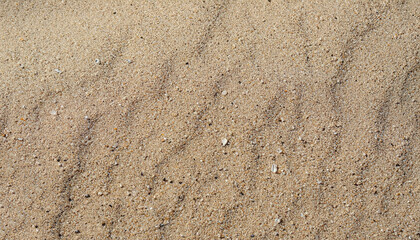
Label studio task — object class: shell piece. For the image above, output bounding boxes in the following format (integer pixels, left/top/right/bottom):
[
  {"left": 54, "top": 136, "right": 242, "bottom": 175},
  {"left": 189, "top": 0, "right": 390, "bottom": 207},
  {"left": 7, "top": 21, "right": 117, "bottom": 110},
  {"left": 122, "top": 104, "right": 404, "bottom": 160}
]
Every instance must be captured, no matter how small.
[{"left": 271, "top": 164, "right": 278, "bottom": 173}]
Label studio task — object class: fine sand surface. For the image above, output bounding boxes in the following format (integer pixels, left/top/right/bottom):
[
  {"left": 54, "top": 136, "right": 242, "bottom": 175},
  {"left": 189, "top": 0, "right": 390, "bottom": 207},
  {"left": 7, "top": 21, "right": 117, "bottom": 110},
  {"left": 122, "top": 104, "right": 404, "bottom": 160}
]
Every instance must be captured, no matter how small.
[{"left": 0, "top": 1, "right": 419, "bottom": 239}]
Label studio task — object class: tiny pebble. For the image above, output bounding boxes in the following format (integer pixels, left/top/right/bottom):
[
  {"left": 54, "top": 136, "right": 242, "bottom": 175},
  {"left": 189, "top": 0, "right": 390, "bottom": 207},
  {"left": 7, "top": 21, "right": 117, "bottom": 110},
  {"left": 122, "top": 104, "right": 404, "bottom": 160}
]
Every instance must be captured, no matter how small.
[
  {"left": 50, "top": 110, "right": 57, "bottom": 115},
  {"left": 54, "top": 69, "right": 62, "bottom": 74},
  {"left": 95, "top": 59, "right": 101, "bottom": 64},
  {"left": 271, "top": 164, "right": 278, "bottom": 173},
  {"left": 222, "top": 90, "right": 228, "bottom": 96},
  {"left": 221, "top": 138, "right": 228, "bottom": 146},
  {"left": 98, "top": 191, "right": 103, "bottom": 196},
  {"left": 277, "top": 149, "right": 283, "bottom": 154}
]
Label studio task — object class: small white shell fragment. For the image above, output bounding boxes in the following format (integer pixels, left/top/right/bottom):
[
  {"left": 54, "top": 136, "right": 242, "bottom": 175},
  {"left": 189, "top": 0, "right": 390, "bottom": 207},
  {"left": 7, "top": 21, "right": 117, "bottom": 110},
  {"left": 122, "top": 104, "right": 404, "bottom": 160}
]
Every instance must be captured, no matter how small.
[
  {"left": 221, "top": 138, "right": 228, "bottom": 146},
  {"left": 222, "top": 90, "right": 228, "bottom": 96},
  {"left": 277, "top": 149, "right": 283, "bottom": 154},
  {"left": 50, "top": 110, "right": 57, "bottom": 115},
  {"left": 271, "top": 164, "right": 278, "bottom": 173},
  {"left": 95, "top": 59, "right": 101, "bottom": 64},
  {"left": 54, "top": 69, "right": 62, "bottom": 74}
]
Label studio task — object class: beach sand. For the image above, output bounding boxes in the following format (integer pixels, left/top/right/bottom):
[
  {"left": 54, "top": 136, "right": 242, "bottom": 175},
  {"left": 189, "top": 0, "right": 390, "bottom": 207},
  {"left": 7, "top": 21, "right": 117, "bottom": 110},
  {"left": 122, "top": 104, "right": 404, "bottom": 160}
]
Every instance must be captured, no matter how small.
[{"left": 0, "top": 1, "right": 419, "bottom": 239}]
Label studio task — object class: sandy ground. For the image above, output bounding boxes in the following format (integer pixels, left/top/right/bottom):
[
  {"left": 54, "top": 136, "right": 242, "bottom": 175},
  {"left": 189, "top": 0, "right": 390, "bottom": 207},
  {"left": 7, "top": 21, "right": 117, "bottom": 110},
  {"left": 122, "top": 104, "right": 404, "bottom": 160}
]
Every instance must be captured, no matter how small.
[{"left": 0, "top": 1, "right": 419, "bottom": 239}]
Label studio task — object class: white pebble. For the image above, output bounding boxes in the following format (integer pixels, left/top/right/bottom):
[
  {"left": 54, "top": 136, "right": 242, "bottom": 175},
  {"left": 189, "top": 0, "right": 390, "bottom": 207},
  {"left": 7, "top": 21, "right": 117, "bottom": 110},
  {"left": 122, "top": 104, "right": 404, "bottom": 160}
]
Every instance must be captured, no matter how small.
[
  {"left": 95, "top": 59, "right": 101, "bottom": 64},
  {"left": 271, "top": 164, "right": 278, "bottom": 173},
  {"left": 222, "top": 90, "right": 228, "bottom": 96},
  {"left": 221, "top": 138, "right": 228, "bottom": 146},
  {"left": 50, "top": 110, "right": 57, "bottom": 116},
  {"left": 54, "top": 69, "right": 62, "bottom": 74}
]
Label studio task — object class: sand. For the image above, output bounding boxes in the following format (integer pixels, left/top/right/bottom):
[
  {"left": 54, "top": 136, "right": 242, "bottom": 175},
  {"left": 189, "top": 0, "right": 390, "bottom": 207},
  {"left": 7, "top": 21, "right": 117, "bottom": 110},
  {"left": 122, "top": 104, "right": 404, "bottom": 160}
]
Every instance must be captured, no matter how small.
[{"left": 0, "top": 0, "right": 419, "bottom": 239}]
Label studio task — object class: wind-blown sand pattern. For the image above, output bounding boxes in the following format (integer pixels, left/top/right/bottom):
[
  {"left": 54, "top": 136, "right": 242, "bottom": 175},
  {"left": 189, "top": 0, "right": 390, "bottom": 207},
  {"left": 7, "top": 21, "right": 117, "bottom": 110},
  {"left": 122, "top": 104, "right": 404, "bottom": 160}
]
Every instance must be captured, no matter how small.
[{"left": 0, "top": 1, "right": 419, "bottom": 239}]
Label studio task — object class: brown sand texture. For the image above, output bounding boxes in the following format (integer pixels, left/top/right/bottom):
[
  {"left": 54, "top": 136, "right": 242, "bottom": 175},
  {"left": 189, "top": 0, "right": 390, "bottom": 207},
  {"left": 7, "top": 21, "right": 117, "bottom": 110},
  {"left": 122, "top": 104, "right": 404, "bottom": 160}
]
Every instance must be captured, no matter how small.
[{"left": 0, "top": 1, "right": 419, "bottom": 239}]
